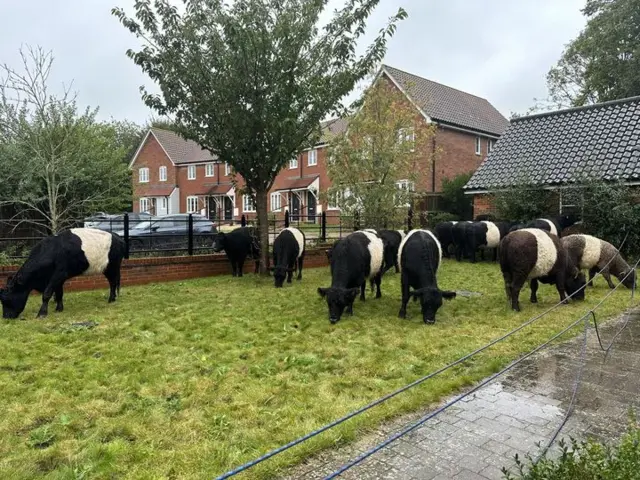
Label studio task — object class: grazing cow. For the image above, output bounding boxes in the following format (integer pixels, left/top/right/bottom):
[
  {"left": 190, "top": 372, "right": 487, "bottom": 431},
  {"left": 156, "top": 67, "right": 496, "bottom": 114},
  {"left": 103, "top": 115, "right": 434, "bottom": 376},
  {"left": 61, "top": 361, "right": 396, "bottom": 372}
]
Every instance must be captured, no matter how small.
[
  {"left": 272, "top": 227, "right": 306, "bottom": 287},
  {"left": 434, "top": 221, "right": 457, "bottom": 258},
  {"left": 525, "top": 215, "right": 578, "bottom": 237},
  {"left": 452, "top": 221, "right": 473, "bottom": 261},
  {"left": 317, "top": 231, "right": 384, "bottom": 324},
  {"left": 397, "top": 229, "right": 456, "bottom": 323},
  {"left": 212, "top": 227, "right": 260, "bottom": 277},
  {"left": 500, "top": 228, "right": 586, "bottom": 311},
  {"left": 378, "top": 229, "right": 406, "bottom": 273},
  {"left": 0, "top": 228, "right": 126, "bottom": 319},
  {"left": 465, "top": 221, "right": 513, "bottom": 262},
  {"left": 561, "top": 234, "right": 637, "bottom": 289}
]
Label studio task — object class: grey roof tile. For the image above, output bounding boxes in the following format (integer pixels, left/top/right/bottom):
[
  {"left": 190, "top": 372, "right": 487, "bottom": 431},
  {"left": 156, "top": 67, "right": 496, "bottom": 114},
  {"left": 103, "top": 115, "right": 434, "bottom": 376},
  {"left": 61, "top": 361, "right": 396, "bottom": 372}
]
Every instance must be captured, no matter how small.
[
  {"left": 382, "top": 65, "right": 510, "bottom": 136},
  {"left": 151, "top": 128, "right": 216, "bottom": 164},
  {"left": 464, "top": 96, "right": 640, "bottom": 191}
]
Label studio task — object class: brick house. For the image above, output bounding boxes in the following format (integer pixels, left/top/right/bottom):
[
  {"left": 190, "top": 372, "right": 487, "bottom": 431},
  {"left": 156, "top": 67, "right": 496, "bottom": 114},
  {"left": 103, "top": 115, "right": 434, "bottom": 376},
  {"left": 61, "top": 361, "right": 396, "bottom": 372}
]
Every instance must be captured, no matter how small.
[
  {"left": 129, "top": 65, "right": 508, "bottom": 222},
  {"left": 463, "top": 96, "right": 640, "bottom": 217}
]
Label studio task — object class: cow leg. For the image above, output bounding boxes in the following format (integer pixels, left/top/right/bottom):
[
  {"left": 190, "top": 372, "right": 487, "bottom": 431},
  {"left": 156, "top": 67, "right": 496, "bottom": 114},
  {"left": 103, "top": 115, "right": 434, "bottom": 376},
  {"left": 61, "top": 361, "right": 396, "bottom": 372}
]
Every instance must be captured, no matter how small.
[
  {"left": 602, "top": 269, "right": 616, "bottom": 289},
  {"left": 398, "top": 271, "right": 410, "bottom": 319},
  {"left": 54, "top": 285, "right": 64, "bottom": 312},
  {"left": 588, "top": 267, "right": 597, "bottom": 287},
  {"left": 296, "top": 255, "right": 304, "bottom": 280},
  {"left": 104, "top": 263, "right": 120, "bottom": 303},
  {"left": 374, "top": 273, "right": 382, "bottom": 299},
  {"left": 529, "top": 278, "right": 539, "bottom": 303},
  {"left": 394, "top": 260, "right": 400, "bottom": 273},
  {"left": 509, "top": 276, "right": 525, "bottom": 312},
  {"left": 37, "top": 271, "right": 67, "bottom": 318},
  {"left": 555, "top": 272, "right": 568, "bottom": 304},
  {"left": 237, "top": 256, "right": 246, "bottom": 277},
  {"left": 360, "top": 282, "right": 366, "bottom": 301},
  {"left": 254, "top": 258, "right": 260, "bottom": 274},
  {"left": 287, "top": 263, "right": 293, "bottom": 283},
  {"left": 493, "top": 248, "right": 498, "bottom": 262},
  {"left": 480, "top": 248, "right": 485, "bottom": 261}
]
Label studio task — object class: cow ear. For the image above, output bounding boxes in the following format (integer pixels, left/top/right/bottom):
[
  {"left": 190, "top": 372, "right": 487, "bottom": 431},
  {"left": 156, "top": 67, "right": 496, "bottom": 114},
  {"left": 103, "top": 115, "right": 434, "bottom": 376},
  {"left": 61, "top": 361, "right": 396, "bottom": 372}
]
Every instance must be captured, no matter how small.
[
  {"left": 441, "top": 290, "right": 457, "bottom": 300},
  {"left": 317, "top": 287, "right": 328, "bottom": 298}
]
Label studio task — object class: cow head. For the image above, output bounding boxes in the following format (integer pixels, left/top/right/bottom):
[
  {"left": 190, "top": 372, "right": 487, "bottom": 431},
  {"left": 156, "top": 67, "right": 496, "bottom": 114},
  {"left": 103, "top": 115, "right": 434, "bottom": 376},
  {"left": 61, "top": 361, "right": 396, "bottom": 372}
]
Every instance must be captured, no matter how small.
[
  {"left": 619, "top": 268, "right": 637, "bottom": 290},
  {"left": 565, "top": 269, "right": 586, "bottom": 301},
  {"left": 0, "top": 285, "right": 30, "bottom": 319},
  {"left": 409, "top": 287, "right": 456, "bottom": 324},
  {"left": 211, "top": 232, "right": 226, "bottom": 252},
  {"left": 272, "top": 265, "right": 293, "bottom": 288},
  {"left": 317, "top": 286, "right": 360, "bottom": 324}
]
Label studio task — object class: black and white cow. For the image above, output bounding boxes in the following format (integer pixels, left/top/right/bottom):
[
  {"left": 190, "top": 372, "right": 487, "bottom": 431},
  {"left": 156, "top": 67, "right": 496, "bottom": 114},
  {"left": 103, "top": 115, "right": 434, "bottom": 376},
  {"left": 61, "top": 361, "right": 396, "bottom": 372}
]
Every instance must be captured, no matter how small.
[
  {"left": 499, "top": 228, "right": 586, "bottom": 311},
  {"left": 434, "top": 221, "right": 457, "bottom": 258},
  {"left": 397, "top": 229, "right": 456, "bottom": 324},
  {"left": 525, "top": 215, "right": 578, "bottom": 237},
  {"left": 378, "top": 229, "right": 406, "bottom": 273},
  {"left": 212, "top": 227, "right": 261, "bottom": 277},
  {"left": 317, "top": 231, "right": 384, "bottom": 324},
  {"left": 465, "top": 221, "right": 513, "bottom": 262},
  {"left": 0, "top": 228, "right": 126, "bottom": 319},
  {"left": 272, "top": 227, "right": 306, "bottom": 287},
  {"left": 452, "top": 221, "right": 473, "bottom": 261}
]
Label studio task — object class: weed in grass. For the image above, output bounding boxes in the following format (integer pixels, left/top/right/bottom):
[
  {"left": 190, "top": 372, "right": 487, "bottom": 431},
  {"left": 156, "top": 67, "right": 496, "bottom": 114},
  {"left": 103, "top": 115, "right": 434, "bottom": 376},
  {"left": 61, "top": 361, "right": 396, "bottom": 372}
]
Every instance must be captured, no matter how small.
[{"left": 0, "top": 261, "right": 633, "bottom": 479}]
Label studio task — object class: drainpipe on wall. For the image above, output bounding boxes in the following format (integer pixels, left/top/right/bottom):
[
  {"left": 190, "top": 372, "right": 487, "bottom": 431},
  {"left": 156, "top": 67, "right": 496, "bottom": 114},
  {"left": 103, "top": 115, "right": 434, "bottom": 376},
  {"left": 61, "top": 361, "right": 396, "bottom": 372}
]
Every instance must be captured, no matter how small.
[{"left": 431, "top": 136, "right": 437, "bottom": 192}]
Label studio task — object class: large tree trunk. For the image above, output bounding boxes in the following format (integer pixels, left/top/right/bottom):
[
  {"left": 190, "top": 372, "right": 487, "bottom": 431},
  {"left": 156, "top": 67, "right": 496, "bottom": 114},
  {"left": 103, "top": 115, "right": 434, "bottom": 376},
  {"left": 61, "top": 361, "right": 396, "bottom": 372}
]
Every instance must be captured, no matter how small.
[{"left": 256, "top": 188, "right": 270, "bottom": 276}]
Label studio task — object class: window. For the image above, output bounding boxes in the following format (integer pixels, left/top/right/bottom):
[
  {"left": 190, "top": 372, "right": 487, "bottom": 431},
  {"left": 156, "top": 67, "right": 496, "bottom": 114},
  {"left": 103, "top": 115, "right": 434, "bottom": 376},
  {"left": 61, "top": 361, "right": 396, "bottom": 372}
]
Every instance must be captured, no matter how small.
[
  {"left": 225, "top": 163, "right": 231, "bottom": 176},
  {"left": 289, "top": 157, "right": 298, "bottom": 169},
  {"left": 187, "top": 196, "right": 199, "bottom": 213},
  {"left": 139, "top": 197, "right": 150, "bottom": 213},
  {"left": 188, "top": 165, "right": 196, "bottom": 180},
  {"left": 139, "top": 167, "right": 149, "bottom": 183},
  {"left": 398, "top": 128, "right": 415, "bottom": 151},
  {"left": 243, "top": 194, "right": 256, "bottom": 212},
  {"left": 270, "top": 192, "right": 282, "bottom": 212},
  {"left": 487, "top": 139, "right": 494, "bottom": 153},
  {"left": 327, "top": 190, "right": 342, "bottom": 210},
  {"left": 159, "top": 166, "right": 167, "bottom": 182},
  {"left": 205, "top": 163, "right": 215, "bottom": 177},
  {"left": 475, "top": 136, "right": 481, "bottom": 155},
  {"left": 395, "top": 180, "right": 415, "bottom": 207},
  {"left": 308, "top": 149, "right": 317, "bottom": 166},
  {"left": 161, "top": 197, "right": 167, "bottom": 211}
]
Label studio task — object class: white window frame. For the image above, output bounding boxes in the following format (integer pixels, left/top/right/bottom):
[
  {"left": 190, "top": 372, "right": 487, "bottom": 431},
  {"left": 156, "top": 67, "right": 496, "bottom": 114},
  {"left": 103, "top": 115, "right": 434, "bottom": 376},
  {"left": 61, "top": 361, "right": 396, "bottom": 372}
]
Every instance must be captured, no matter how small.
[
  {"left": 161, "top": 197, "right": 168, "bottom": 211},
  {"left": 289, "top": 157, "right": 298, "bottom": 169},
  {"left": 186, "top": 196, "right": 199, "bottom": 213},
  {"left": 187, "top": 165, "right": 196, "bottom": 180},
  {"left": 395, "top": 180, "right": 415, "bottom": 207},
  {"left": 205, "top": 163, "right": 215, "bottom": 177},
  {"left": 225, "top": 163, "right": 231, "bottom": 176},
  {"left": 159, "top": 166, "right": 167, "bottom": 182},
  {"left": 243, "top": 194, "right": 256, "bottom": 213},
  {"left": 475, "top": 136, "right": 481, "bottom": 155},
  {"left": 308, "top": 149, "right": 317, "bottom": 166},
  {"left": 270, "top": 192, "right": 282, "bottom": 212},
  {"left": 487, "top": 139, "right": 494, "bottom": 153},
  {"left": 139, "top": 197, "right": 150, "bottom": 213},
  {"left": 398, "top": 127, "right": 415, "bottom": 152},
  {"left": 139, "top": 167, "right": 149, "bottom": 183},
  {"left": 327, "top": 191, "right": 342, "bottom": 210}
]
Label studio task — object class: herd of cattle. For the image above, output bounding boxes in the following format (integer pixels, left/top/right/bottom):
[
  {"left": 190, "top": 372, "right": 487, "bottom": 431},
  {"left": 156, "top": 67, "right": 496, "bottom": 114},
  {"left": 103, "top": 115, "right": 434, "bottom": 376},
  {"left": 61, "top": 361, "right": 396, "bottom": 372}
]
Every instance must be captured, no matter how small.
[{"left": 0, "top": 215, "right": 636, "bottom": 324}]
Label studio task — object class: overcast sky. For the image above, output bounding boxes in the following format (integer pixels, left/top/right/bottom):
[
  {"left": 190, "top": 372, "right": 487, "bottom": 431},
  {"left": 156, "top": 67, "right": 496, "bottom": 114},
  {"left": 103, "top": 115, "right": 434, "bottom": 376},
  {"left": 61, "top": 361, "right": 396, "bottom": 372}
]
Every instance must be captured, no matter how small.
[{"left": 1, "top": 0, "right": 586, "bottom": 124}]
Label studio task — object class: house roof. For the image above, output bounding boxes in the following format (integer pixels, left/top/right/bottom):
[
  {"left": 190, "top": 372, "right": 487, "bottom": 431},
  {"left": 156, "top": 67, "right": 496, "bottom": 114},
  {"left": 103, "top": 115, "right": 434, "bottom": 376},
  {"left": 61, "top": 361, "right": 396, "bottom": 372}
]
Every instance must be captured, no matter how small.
[
  {"left": 274, "top": 175, "right": 320, "bottom": 191},
  {"left": 464, "top": 96, "right": 640, "bottom": 192},
  {"left": 142, "top": 186, "right": 176, "bottom": 197},
  {"left": 382, "top": 65, "right": 510, "bottom": 136},
  {"left": 150, "top": 128, "right": 217, "bottom": 164},
  {"left": 319, "top": 117, "right": 348, "bottom": 144}
]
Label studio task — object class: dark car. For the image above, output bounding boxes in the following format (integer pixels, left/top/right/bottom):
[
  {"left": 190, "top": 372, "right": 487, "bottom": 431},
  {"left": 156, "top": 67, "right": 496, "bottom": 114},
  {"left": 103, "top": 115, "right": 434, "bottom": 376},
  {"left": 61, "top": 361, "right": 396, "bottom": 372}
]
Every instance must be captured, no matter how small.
[
  {"left": 86, "top": 212, "right": 155, "bottom": 232},
  {"left": 114, "top": 214, "right": 217, "bottom": 250}
]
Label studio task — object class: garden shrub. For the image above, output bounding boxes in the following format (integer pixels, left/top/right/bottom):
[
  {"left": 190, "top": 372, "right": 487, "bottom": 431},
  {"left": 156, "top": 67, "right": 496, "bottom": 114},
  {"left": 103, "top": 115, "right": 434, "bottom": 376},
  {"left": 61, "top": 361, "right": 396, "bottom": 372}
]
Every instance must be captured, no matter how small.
[
  {"left": 441, "top": 172, "right": 474, "bottom": 219},
  {"left": 503, "top": 417, "right": 640, "bottom": 480},
  {"left": 419, "top": 211, "right": 459, "bottom": 228},
  {"left": 493, "top": 183, "right": 554, "bottom": 222}
]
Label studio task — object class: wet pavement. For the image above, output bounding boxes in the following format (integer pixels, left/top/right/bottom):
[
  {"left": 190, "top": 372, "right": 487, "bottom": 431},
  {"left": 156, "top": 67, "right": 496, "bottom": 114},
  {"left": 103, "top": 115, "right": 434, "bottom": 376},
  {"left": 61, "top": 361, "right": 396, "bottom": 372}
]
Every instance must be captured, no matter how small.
[{"left": 280, "top": 309, "right": 640, "bottom": 480}]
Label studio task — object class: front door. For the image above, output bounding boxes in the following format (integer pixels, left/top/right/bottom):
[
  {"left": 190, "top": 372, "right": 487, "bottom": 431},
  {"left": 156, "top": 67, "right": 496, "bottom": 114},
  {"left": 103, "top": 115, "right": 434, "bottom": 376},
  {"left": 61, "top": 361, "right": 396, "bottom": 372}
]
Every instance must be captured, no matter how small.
[
  {"left": 156, "top": 197, "right": 168, "bottom": 216},
  {"left": 208, "top": 197, "right": 217, "bottom": 221},
  {"left": 307, "top": 191, "right": 316, "bottom": 223},
  {"left": 149, "top": 198, "right": 158, "bottom": 216},
  {"left": 223, "top": 196, "right": 233, "bottom": 221},
  {"left": 290, "top": 193, "right": 300, "bottom": 221}
]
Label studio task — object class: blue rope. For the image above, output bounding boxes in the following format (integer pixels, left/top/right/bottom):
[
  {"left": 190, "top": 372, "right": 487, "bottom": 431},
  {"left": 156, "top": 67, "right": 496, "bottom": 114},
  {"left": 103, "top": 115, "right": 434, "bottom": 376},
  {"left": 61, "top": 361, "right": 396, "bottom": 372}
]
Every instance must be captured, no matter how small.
[
  {"left": 323, "top": 314, "right": 590, "bottom": 479},
  {"left": 214, "top": 233, "right": 631, "bottom": 479}
]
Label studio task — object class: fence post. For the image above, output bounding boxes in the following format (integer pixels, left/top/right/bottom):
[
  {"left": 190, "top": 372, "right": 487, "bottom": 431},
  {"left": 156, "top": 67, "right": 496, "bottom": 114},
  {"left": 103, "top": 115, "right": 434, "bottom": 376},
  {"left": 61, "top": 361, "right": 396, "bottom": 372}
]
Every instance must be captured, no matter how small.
[
  {"left": 241, "top": 215, "right": 246, "bottom": 227},
  {"left": 285, "top": 210, "right": 290, "bottom": 228},
  {"left": 407, "top": 207, "right": 413, "bottom": 231},
  {"left": 188, "top": 213, "right": 194, "bottom": 255},
  {"left": 124, "top": 213, "right": 130, "bottom": 259},
  {"left": 354, "top": 211, "right": 360, "bottom": 231},
  {"left": 321, "top": 211, "right": 326, "bottom": 242}
]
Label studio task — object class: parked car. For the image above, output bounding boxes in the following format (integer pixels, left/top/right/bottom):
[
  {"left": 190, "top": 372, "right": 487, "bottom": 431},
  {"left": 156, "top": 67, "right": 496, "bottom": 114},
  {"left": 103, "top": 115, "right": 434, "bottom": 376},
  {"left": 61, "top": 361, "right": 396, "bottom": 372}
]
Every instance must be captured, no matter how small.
[
  {"left": 88, "top": 213, "right": 154, "bottom": 232},
  {"left": 113, "top": 214, "right": 217, "bottom": 250},
  {"left": 83, "top": 212, "right": 112, "bottom": 228}
]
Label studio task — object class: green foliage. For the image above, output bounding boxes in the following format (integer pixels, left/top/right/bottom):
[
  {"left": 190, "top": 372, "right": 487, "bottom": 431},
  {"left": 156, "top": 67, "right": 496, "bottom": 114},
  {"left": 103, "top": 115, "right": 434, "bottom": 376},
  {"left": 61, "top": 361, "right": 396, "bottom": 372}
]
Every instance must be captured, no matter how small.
[
  {"left": 419, "top": 211, "right": 459, "bottom": 228},
  {"left": 325, "top": 78, "right": 437, "bottom": 228},
  {"left": 493, "top": 184, "right": 553, "bottom": 222},
  {"left": 441, "top": 172, "right": 473, "bottom": 218},
  {"left": 504, "top": 416, "right": 640, "bottom": 479},
  {"left": 113, "top": 0, "right": 407, "bottom": 272},
  {"left": 547, "top": 0, "right": 640, "bottom": 107},
  {"left": 0, "top": 47, "right": 132, "bottom": 233}
]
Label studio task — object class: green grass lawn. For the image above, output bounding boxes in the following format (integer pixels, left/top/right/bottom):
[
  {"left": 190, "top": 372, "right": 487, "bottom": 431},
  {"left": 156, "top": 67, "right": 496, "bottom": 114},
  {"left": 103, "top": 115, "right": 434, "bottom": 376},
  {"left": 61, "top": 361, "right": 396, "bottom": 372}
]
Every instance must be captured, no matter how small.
[{"left": 0, "top": 260, "right": 633, "bottom": 479}]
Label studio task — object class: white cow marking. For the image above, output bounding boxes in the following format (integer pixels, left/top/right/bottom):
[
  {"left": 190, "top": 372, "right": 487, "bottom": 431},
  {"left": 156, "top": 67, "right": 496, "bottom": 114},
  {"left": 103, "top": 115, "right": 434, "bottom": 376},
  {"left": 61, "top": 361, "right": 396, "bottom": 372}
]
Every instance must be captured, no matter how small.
[
  {"left": 522, "top": 228, "right": 558, "bottom": 278},
  {"left": 283, "top": 227, "right": 305, "bottom": 259},
  {"left": 397, "top": 230, "right": 406, "bottom": 240},
  {"left": 482, "top": 221, "right": 501, "bottom": 248},
  {"left": 539, "top": 218, "right": 558, "bottom": 236},
  {"left": 397, "top": 229, "right": 442, "bottom": 273},
  {"left": 580, "top": 234, "right": 602, "bottom": 269},
  {"left": 354, "top": 231, "right": 384, "bottom": 278},
  {"left": 70, "top": 228, "right": 113, "bottom": 276}
]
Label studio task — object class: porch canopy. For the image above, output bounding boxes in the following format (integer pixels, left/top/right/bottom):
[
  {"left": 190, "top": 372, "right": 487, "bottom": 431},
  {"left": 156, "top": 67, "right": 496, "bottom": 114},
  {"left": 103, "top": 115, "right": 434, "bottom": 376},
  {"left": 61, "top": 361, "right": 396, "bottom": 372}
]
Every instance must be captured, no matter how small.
[
  {"left": 207, "top": 184, "right": 234, "bottom": 195},
  {"left": 273, "top": 175, "right": 320, "bottom": 194},
  {"left": 144, "top": 186, "right": 176, "bottom": 197}
]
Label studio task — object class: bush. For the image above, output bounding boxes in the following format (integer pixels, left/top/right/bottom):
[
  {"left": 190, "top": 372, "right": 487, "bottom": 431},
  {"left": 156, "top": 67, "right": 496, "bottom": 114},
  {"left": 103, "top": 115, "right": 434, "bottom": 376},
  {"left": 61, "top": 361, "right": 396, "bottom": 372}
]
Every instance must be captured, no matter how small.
[
  {"left": 493, "top": 183, "right": 554, "bottom": 222},
  {"left": 503, "top": 417, "right": 640, "bottom": 480},
  {"left": 441, "top": 172, "right": 474, "bottom": 218},
  {"left": 419, "top": 211, "right": 459, "bottom": 228}
]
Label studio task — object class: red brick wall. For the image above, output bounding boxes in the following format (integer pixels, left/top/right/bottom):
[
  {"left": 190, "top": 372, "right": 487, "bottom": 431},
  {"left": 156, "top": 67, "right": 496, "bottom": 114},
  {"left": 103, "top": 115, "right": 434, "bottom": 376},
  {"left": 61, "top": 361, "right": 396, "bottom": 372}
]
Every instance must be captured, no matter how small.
[
  {"left": 472, "top": 194, "right": 496, "bottom": 217},
  {"left": 0, "top": 249, "right": 330, "bottom": 294},
  {"left": 132, "top": 134, "right": 177, "bottom": 212}
]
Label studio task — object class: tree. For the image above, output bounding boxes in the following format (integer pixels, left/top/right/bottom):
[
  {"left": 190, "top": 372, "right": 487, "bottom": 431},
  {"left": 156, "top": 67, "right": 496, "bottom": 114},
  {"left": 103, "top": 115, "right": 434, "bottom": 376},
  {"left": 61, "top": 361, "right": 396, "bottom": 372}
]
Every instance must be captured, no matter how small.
[
  {"left": 324, "top": 77, "right": 437, "bottom": 227},
  {"left": 0, "top": 46, "right": 131, "bottom": 233},
  {"left": 112, "top": 0, "right": 407, "bottom": 274},
  {"left": 441, "top": 172, "right": 473, "bottom": 219},
  {"left": 547, "top": 0, "right": 640, "bottom": 107}
]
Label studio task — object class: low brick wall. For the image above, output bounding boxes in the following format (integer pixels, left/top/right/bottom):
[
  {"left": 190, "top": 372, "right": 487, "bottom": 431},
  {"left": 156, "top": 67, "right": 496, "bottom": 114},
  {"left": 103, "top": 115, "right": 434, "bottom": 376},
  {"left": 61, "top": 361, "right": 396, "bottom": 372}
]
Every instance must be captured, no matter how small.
[{"left": 0, "top": 248, "right": 329, "bottom": 293}]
